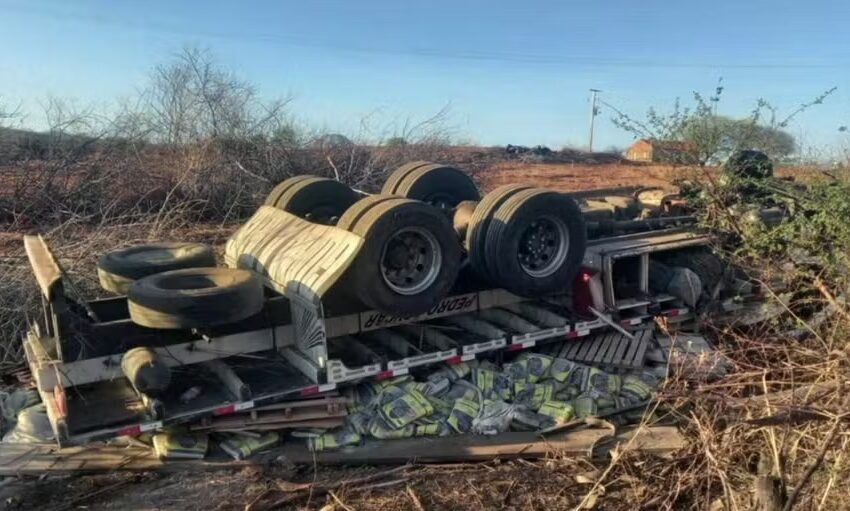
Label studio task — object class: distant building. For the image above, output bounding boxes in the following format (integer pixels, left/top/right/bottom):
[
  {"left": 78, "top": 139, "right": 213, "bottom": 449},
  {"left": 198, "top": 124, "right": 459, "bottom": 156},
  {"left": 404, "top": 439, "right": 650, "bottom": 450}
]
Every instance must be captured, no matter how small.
[{"left": 625, "top": 139, "right": 697, "bottom": 164}]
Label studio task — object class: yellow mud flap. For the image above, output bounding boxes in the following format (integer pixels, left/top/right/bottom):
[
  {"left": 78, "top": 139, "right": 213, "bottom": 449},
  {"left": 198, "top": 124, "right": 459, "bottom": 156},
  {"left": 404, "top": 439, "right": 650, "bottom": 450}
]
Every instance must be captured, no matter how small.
[{"left": 225, "top": 206, "right": 364, "bottom": 301}]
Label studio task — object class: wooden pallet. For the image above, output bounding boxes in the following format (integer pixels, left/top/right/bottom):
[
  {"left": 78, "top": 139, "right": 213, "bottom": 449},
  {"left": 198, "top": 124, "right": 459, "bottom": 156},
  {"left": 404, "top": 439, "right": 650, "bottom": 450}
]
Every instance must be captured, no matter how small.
[{"left": 557, "top": 326, "right": 653, "bottom": 369}]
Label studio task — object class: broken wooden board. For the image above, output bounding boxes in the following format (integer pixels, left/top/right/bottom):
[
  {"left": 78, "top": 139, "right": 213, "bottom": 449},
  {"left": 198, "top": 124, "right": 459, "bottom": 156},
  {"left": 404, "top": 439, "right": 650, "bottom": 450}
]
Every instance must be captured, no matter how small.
[
  {"left": 558, "top": 326, "right": 653, "bottom": 369},
  {"left": 190, "top": 396, "right": 348, "bottom": 432},
  {"left": 23, "top": 235, "right": 63, "bottom": 301},
  {"left": 0, "top": 426, "right": 684, "bottom": 475},
  {"left": 279, "top": 425, "right": 684, "bottom": 465}
]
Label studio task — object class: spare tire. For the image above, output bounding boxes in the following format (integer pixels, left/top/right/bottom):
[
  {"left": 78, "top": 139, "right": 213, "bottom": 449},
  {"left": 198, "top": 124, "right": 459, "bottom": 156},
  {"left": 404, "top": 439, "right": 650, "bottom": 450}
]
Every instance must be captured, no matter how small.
[
  {"left": 381, "top": 160, "right": 432, "bottom": 195},
  {"left": 273, "top": 176, "right": 358, "bottom": 225},
  {"left": 97, "top": 243, "right": 216, "bottom": 295},
  {"left": 264, "top": 175, "right": 312, "bottom": 206},
  {"left": 121, "top": 347, "right": 171, "bottom": 397},
  {"left": 343, "top": 197, "right": 461, "bottom": 315},
  {"left": 465, "top": 184, "right": 533, "bottom": 279},
  {"left": 484, "top": 189, "right": 586, "bottom": 296},
  {"left": 394, "top": 164, "right": 480, "bottom": 210},
  {"left": 128, "top": 268, "right": 264, "bottom": 329}
]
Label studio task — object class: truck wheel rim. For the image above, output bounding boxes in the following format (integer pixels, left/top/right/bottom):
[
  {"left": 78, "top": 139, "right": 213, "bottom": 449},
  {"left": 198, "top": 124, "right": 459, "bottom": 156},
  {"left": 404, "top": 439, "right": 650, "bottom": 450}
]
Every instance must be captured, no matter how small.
[
  {"left": 380, "top": 227, "right": 442, "bottom": 295},
  {"left": 517, "top": 215, "right": 569, "bottom": 278}
]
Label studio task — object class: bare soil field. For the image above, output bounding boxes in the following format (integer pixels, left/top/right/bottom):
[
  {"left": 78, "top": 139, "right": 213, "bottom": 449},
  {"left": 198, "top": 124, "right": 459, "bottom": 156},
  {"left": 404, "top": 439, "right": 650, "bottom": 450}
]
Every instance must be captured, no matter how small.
[{"left": 474, "top": 161, "right": 825, "bottom": 193}]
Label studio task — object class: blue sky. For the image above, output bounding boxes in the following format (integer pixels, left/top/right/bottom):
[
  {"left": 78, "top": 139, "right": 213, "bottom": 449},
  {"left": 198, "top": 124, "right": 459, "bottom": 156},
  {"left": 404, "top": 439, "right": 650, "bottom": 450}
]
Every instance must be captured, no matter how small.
[{"left": 1, "top": 0, "right": 848, "bottom": 152}]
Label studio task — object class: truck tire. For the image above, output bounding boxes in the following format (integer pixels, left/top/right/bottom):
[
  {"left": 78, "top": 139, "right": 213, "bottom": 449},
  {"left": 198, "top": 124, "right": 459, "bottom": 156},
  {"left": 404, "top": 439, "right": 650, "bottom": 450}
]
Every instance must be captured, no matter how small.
[
  {"left": 394, "top": 163, "right": 480, "bottom": 210},
  {"left": 273, "top": 176, "right": 358, "bottom": 225},
  {"left": 484, "top": 189, "right": 586, "bottom": 296},
  {"left": 264, "top": 175, "right": 312, "bottom": 206},
  {"left": 97, "top": 243, "right": 216, "bottom": 295},
  {"left": 346, "top": 198, "right": 461, "bottom": 315},
  {"left": 121, "top": 347, "right": 171, "bottom": 397},
  {"left": 381, "top": 160, "right": 432, "bottom": 195},
  {"left": 465, "top": 184, "right": 533, "bottom": 279},
  {"left": 128, "top": 268, "right": 264, "bottom": 329},
  {"left": 336, "top": 194, "right": 407, "bottom": 232}
]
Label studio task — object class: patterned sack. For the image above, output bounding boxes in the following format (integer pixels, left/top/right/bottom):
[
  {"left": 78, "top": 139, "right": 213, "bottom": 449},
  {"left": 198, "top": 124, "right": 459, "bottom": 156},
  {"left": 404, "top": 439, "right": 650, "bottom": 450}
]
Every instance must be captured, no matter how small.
[
  {"left": 310, "top": 430, "right": 362, "bottom": 451},
  {"left": 513, "top": 382, "right": 555, "bottom": 410},
  {"left": 380, "top": 388, "right": 434, "bottom": 429},
  {"left": 537, "top": 400, "right": 575, "bottom": 422},
  {"left": 447, "top": 397, "right": 481, "bottom": 433}
]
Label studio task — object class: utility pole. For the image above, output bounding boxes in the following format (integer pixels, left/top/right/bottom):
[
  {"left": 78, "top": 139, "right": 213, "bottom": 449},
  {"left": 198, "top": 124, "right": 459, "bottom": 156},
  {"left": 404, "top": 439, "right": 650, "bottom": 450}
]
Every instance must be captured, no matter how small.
[{"left": 588, "top": 89, "right": 601, "bottom": 153}]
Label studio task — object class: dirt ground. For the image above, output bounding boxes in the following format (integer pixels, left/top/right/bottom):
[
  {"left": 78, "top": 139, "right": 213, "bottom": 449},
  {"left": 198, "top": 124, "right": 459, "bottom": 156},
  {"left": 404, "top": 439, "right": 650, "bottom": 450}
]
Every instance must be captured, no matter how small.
[
  {"left": 475, "top": 161, "right": 686, "bottom": 192},
  {"left": 2, "top": 455, "right": 665, "bottom": 510},
  {"left": 474, "top": 161, "right": 823, "bottom": 193}
]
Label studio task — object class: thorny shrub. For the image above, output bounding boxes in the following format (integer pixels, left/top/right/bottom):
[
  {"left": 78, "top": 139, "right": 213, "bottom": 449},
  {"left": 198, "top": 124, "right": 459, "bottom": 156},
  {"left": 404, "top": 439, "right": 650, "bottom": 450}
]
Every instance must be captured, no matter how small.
[{"left": 595, "top": 169, "right": 850, "bottom": 510}]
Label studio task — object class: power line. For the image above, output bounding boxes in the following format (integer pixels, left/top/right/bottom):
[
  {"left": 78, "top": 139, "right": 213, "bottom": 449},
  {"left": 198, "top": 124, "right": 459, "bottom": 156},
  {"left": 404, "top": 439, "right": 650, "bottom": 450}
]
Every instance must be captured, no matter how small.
[
  {"left": 5, "top": 2, "right": 848, "bottom": 70},
  {"left": 588, "top": 89, "right": 601, "bottom": 152}
]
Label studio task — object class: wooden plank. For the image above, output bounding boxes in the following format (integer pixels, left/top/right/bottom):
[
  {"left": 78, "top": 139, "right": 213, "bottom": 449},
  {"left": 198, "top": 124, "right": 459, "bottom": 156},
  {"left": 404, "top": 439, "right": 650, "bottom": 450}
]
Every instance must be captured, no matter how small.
[
  {"left": 280, "top": 425, "right": 684, "bottom": 465},
  {"left": 610, "top": 331, "right": 633, "bottom": 366},
  {"left": 23, "top": 235, "right": 63, "bottom": 301},
  {"left": 630, "top": 329, "right": 651, "bottom": 367},
  {"left": 594, "top": 332, "right": 617, "bottom": 364},
  {"left": 575, "top": 333, "right": 602, "bottom": 360},
  {"left": 191, "top": 407, "right": 346, "bottom": 430},
  {"left": 0, "top": 426, "right": 684, "bottom": 475},
  {"left": 199, "top": 418, "right": 345, "bottom": 432},
  {"left": 604, "top": 333, "right": 631, "bottom": 365},
  {"left": 620, "top": 328, "right": 651, "bottom": 368}
]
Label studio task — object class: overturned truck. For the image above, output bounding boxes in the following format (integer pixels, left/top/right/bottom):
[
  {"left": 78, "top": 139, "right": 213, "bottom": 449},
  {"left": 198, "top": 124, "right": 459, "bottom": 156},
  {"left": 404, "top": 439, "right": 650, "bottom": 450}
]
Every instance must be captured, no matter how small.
[{"left": 21, "top": 161, "right": 765, "bottom": 446}]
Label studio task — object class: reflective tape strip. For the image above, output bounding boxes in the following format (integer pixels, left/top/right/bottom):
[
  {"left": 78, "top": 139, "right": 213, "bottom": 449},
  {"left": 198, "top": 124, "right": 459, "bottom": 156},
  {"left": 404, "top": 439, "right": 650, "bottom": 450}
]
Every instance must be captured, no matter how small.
[
  {"left": 507, "top": 341, "right": 534, "bottom": 351},
  {"left": 118, "top": 421, "right": 162, "bottom": 437},
  {"left": 214, "top": 401, "right": 255, "bottom": 416}
]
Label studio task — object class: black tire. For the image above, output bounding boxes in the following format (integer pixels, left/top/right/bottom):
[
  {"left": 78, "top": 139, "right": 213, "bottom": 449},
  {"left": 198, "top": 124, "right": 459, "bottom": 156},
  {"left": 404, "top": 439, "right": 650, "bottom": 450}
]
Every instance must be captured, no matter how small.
[
  {"left": 336, "top": 194, "right": 407, "bottom": 232},
  {"left": 264, "top": 175, "right": 312, "bottom": 206},
  {"left": 452, "top": 200, "right": 478, "bottom": 240},
  {"left": 381, "top": 160, "right": 432, "bottom": 195},
  {"left": 121, "top": 347, "right": 171, "bottom": 397},
  {"left": 346, "top": 199, "right": 461, "bottom": 315},
  {"left": 394, "top": 164, "right": 481, "bottom": 209},
  {"left": 273, "top": 176, "right": 358, "bottom": 225},
  {"left": 128, "top": 268, "right": 264, "bottom": 329},
  {"left": 464, "top": 184, "right": 533, "bottom": 278},
  {"left": 484, "top": 189, "right": 587, "bottom": 296},
  {"left": 97, "top": 242, "right": 216, "bottom": 295}
]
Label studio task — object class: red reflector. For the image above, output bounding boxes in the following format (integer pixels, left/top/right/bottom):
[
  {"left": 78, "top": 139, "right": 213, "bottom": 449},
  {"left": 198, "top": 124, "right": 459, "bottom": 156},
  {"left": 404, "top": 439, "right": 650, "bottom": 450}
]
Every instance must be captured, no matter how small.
[
  {"left": 446, "top": 355, "right": 463, "bottom": 365},
  {"left": 566, "top": 331, "right": 579, "bottom": 339},
  {"left": 300, "top": 386, "right": 320, "bottom": 396},
  {"left": 213, "top": 405, "right": 235, "bottom": 416},
  {"left": 53, "top": 385, "right": 67, "bottom": 418},
  {"left": 666, "top": 309, "right": 681, "bottom": 317},
  {"left": 118, "top": 425, "right": 142, "bottom": 437},
  {"left": 375, "top": 370, "right": 394, "bottom": 380},
  {"left": 506, "top": 343, "right": 524, "bottom": 352}
]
